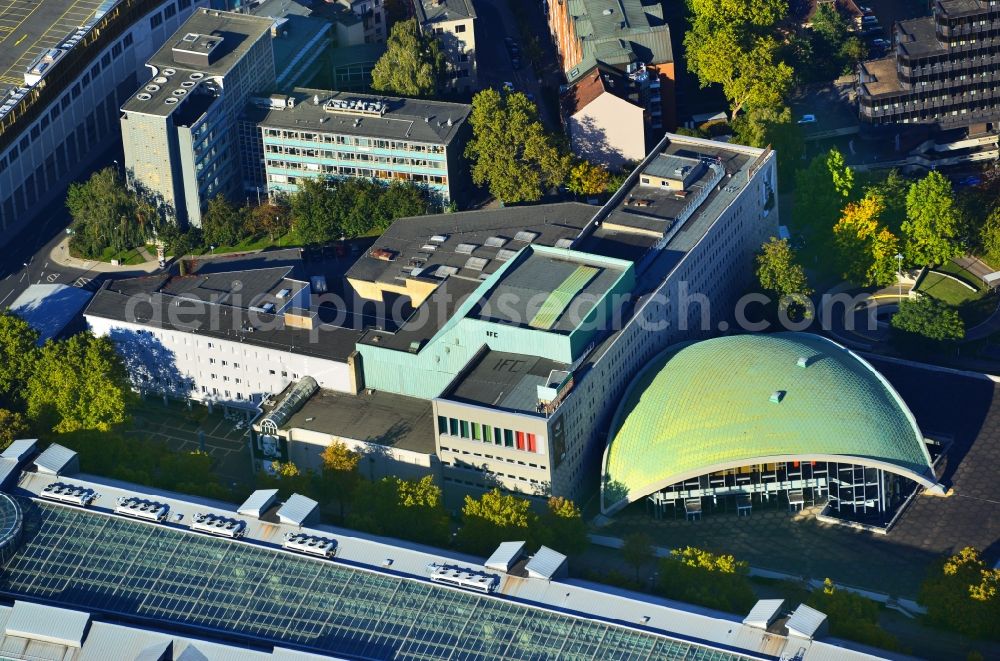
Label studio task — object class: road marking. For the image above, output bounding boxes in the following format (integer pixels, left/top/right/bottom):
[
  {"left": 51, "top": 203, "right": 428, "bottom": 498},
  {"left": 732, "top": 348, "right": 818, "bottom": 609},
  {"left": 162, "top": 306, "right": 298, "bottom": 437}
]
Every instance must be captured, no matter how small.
[
  {"left": 46, "top": 273, "right": 58, "bottom": 283},
  {"left": 12, "top": 32, "right": 24, "bottom": 45},
  {"left": 73, "top": 276, "right": 91, "bottom": 288}
]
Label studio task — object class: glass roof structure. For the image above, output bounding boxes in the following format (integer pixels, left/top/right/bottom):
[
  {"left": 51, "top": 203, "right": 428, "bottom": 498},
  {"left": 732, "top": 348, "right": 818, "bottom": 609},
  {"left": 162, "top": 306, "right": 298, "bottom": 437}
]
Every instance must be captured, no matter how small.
[{"left": 0, "top": 500, "right": 759, "bottom": 661}]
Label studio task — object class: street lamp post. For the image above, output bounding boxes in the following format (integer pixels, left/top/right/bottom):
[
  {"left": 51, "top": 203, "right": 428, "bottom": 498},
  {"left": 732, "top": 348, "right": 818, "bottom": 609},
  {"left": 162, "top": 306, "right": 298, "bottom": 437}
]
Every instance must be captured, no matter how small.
[{"left": 896, "top": 253, "right": 904, "bottom": 298}]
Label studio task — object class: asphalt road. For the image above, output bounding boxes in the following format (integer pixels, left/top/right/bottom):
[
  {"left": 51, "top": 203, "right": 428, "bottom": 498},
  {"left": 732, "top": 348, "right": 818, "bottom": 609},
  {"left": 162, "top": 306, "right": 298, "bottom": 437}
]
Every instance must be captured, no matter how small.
[
  {"left": 0, "top": 147, "right": 121, "bottom": 309},
  {"left": 473, "top": 0, "right": 556, "bottom": 130}
]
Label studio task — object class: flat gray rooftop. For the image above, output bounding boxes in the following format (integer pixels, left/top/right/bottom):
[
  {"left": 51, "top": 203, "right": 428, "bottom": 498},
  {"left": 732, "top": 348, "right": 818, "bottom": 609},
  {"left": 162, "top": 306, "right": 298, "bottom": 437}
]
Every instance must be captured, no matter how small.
[
  {"left": 0, "top": 0, "right": 106, "bottom": 87},
  {"left": 282, "top": 388, "right": 436, "bottom": 453},
  {"left": 253, "top": 87, "right": 470, "bottom": 145},
  {"left": 472, "top": 248, "right": 627, "bottom": 333},
  {"left": 159, "top": 266, "right": 306, "bottom": 310},
  {"left": 122, "top": 9, "right": 274, "bottom": 117},
  {"left": 443, "top": 350, "right": 569, "bottom": 414},
  {"left": 346, "top": 202, "right": 597, "bottom": 288}
]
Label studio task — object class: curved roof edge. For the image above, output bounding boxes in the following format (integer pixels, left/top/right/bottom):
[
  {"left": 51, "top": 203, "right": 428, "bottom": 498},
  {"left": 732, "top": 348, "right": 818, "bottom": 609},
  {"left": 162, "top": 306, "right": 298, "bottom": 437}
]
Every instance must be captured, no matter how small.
[
  {"left": 599, "top": 333, "right": 941, "bottom": 515},
  {"left": 601, "top": 453, "right": 941, "bottom": 515}
]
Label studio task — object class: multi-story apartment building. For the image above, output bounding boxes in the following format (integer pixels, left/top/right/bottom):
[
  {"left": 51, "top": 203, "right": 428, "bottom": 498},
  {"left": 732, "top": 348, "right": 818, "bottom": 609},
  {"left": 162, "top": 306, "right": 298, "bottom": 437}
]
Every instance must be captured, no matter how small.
[
  {"left": 120, "top": 9, "right": 276, "bottom": 227},
  {"left": 413, "top": 0, "right": 477, "bottom": 93},
  {"left": 334, "top": 0, "right": 388, "bottom": 44},
  {"left": 0, "top": 0, "right": 205, "bottom": 245},
  {"left": 562, "top": 64, "right": 654, "bottom": 168},
  {"left": 89, "top": 134, "right": 778, "bottom": 502},
  {"left": 548, "top": 0, "right": 674, "bottom": 132},
  {"left": 247, "top": 88, "right": 471, "bottom": 205},
  {"left": 858, "top": 0, "right": 1000, "bottom": 128}
]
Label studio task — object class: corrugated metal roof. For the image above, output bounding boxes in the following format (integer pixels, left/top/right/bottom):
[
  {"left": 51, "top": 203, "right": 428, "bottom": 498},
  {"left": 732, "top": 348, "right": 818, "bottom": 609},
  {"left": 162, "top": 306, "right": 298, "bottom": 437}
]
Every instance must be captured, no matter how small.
[
  {"left": 177, "top": 644, "right": 210, "bottom": 661},
  {"left": 524, "top": 546, "right": 567, "bottom": 580},
  {"left": 743, "top": 599, "right": 784, "bottom": 629},
  {"left": 5, "top": 601, "right": 89, "bottom": 647},
  {"left": 134, "top": 640, "right": 171, "bottom": 661},
  {"left": 1, "top": 439, "right": 37, "bottom": 462},
  {"left": 786, "top": 604, "right": 827, "bottom": 639},
  {"left": 0, "top": 459, "right": 20, "bottom": 490},
  {"left": 33, "top": 444, "right": 78, "bottom": 476},
  {"left": 276, "top": 494, "right": 318, "bottom": 526},
  {"left": 237, "top": 489, "right": 278, "bottom": 518},
  {"left": 484, "top": 541, "right": 525, "bottom": 572}
]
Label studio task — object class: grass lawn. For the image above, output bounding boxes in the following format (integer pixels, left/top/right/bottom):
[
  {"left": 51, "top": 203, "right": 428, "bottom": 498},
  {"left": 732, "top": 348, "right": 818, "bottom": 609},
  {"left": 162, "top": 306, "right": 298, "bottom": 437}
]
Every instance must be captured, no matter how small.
[
  {"left": 916, "top": 262, "right": 998, "bottom": 326},
  {"left": 197, "top": 230, "right": 304, "bottom": 256},
  {"left": 97, "top": 246, "right": 147, "bottom": 265}
]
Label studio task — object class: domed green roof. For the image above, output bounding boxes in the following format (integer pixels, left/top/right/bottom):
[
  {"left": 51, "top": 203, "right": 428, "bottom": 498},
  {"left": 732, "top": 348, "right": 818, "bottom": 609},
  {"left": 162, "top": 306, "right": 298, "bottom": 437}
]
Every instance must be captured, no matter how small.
[{"left": 601, "top": 333, "right": 936, "bottom": 513}]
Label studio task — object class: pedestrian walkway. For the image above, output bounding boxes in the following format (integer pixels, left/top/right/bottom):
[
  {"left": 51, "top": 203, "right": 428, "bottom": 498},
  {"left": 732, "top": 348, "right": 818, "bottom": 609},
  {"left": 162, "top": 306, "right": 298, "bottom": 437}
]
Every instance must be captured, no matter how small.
[{"left": 48, "top": 237, "right": 161, "bottom": 274}]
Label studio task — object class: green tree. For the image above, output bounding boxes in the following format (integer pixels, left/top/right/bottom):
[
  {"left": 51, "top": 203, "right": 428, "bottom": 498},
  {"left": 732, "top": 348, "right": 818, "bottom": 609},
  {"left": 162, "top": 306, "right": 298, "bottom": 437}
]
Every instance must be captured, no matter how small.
[
  {"left": 978, "top": 206, "right": 1000, "bottom": 267},
  {"left": 902, "top": 171, "right": 964, "bottom": 265},
  {"left": 318, "top": 441, "right": 360, "bottom": 520},
  {"left": 0, "top": 311, "right": 39, "bottom": 407},
  {"left": 865, "top": 169, "right": 909, "bottom": 233},
  {"left": 621, "top": 531, "right": 655, "bottom": 582},
  {"left": 456, "top": 488, "right": 538, "bottom": 555},
  {"left": 0, "top": 409, "right": 28, "bottom": 452},
  {"left": 921, "top": 547, "right": 1000, "bottom": 639},
  {"left": 201, "top": 195, "right": 248, "bottom": 248},
  {"left": 685, "top": 0, "right": 791, "bottom": 117},
  {"left": 537, "top": 497, "right": 588, "bottom": 556},
  {"left": 291, "top": 178, "right": 343, "bottom": 244},
  {"left": 756, "top": 237, "right": 812, "bottom": 299},
  {"left": 730, "top": 106, "right": 802, "bottom": 188},
  {"left": 348, "top": 476, "right": 450, "bottom": 546},
  {"left": 807, "top": 579, "right": 903, "bottom": 650},
  {"left": 371, "top": 19, "right": 445, "bottom": 97},
  {"left": 465, "top": 89, "right": 571, "bottom": 203},
  {"left": 832, "top": 192, "right": 901, "bottom": 287},
  {"left": 567, "top": 160, "right": 609, "bottom": 197},
  {"left": 66, "top": 167, "right": 152, "bottom": 259},
  {"left": 248, "top": 201, "right": 291, "bottom": 241},
  {"left": 891, "top": 296, "right": 965, "bottom": 345},
  {"left": 26, "top": 332, "right": 130, "bottom": 433},
  {"left": 657, "top": 547, "right": 756, "bottom": 613}
]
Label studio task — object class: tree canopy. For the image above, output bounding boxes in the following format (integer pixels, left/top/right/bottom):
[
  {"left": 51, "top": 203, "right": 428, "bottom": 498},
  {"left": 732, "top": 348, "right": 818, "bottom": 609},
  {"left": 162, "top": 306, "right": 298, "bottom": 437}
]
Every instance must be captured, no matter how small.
[
  {"left": 26, "top": 332, "right": 131, "bottom": 433},
  {"left": 756, "top": 237, "right": 812, "bottom": 299},
  {"left": 371, "top": 19, "right": 445, "bottom": 97},
  {"left": 201, "top": 196, "right": 248, "bottom": 248},
  {"left": 902, "top": 171, "right": 964, "bottom": 266},
  {"left": 348, "top": 476, "right": 451, "bottom": 547},
  {"left": 891, "top": 296, "right": 965, "bottom": 344},
  {"left": 567, "top": 160, "right": 610, "bottom": 197},
  {"left": 318, "top": 441, "right": 360, "bottom": 520},
  {"left": 0, "top": 312, "right": 39, "bottom": 408},
  {"left": 465, "top": 89, "right": 571, "bottom": 203},
  {"left": 685, "top": 0, "right": 792, "bottom": 117},
  {"left": 290, "top": 177, "right": 433, "bottom": 244},
  {"left": 537, "top": 497, "right": 588, "bottom": 556},
  {"left": 621, "top": 532, "right": 655, "bottom": 581},
  {"left": 920, "top": 547, "right": 1000, "bottom": 639},
  {"left": 833, "top": 192, "right": 901, "bottom": 287},
  {"left": 67, "top": 167, "right": 158, "bottom": 259},
  {"left": 456, "top": 488, "right": 538, "bottom": 555}
]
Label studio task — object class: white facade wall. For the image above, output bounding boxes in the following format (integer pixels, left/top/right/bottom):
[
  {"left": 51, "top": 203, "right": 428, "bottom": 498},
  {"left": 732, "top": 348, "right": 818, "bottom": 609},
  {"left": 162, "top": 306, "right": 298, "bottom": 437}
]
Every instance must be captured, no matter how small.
[
  {"left": 0, "top": 0, "right": 207, "bottom": 242},
  {"left": 568, "top": 94, "right": 646, "bottom": 169},
  {"left": 280, "top": 426, "right": 437, "bottom": 482},
  {"left": 86, "top": 314, "right": 353, "bottom": 407}
]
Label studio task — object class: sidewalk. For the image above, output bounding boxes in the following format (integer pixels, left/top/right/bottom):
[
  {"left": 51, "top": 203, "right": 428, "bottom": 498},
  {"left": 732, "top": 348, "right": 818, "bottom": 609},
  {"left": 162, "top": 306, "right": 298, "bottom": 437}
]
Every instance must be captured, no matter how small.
[{"left": 49, "top": 236, "right": 161, "bottom": 274}]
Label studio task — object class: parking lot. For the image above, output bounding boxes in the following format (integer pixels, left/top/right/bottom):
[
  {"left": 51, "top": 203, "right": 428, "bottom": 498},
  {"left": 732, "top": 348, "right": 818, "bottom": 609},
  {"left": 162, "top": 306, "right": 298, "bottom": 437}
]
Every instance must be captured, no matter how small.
[{"left": 125, "top": 399, "right": 255, "bottom": 488}]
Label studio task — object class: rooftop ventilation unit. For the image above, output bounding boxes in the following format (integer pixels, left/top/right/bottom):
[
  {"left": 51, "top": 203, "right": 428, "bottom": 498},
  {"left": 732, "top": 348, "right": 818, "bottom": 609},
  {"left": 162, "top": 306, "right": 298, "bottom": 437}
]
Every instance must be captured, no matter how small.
[
  {"left": 371, "top": 248, "right": 397, "bottom": 261},
  {"left": 496, "top": 248, "right": 518, "bottom": 261},
  {"left": 153, "top": 76, "right": 168, "bottom": 84},
  {"left": 796, "top": 356, "right": 809, "bottom": 368},
  {"left": 464, "top": 257, "right": 488, "bottom": 271},
  {"left": 189, "top": 72, "right": 204, "bottom": 80},
  {"left": 163, "top": 68, "right": 176, "bottom": 76},
  {"left": 420, "top": 244, "right": 438, "bottom": 251},
  {"left": 164, "top": 98, "right": 178, "bottom": 105},
  {"left": 283, "top": 532, "right": 336, "bottom": 558},
  {"left": 455, "top": 243, "right": 477, "bottom": 255},
  {"left": 555, "top": 238, "right": 574, "bottom": 249},
  {"left": 115, "top": 496, "right": 169, "bottom": 522},
  {"left": 323, "top": 98, "right": 388, "bottom": 117},
  {"left": 276, "top": 288, "right": 291, "bottom": 299},
  {"left": 429, "top": 234, "right": 448, "bottom": 243},
  {"left": 145, "top": 84, "right": 160, "bottom": 92},
  {"left": 181, "top": 80, "right": 195, "bottom": 88},
  {"left": 484, "top": 236, "right": 507, "bottom": 248},
  {"left": 770, "top": 390, "right": 785, "bottom": 404},
  {"left": 191, "top": 512, "right": 246, "bottom": 538},
  {"left": 136, "top": 93, "right": 152, "bottom": 101},
  {"left": 427, "top": 563, "right": 499, "bottom": 594},
  {"left": 172, "top": 89, "right": 187, "bottom": 96},
  {"left": 40, "top": 482, "right": 97, "bottom": 507},
  {"left": 513, "top": 230, "right": 539, "bottom": 243}
]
